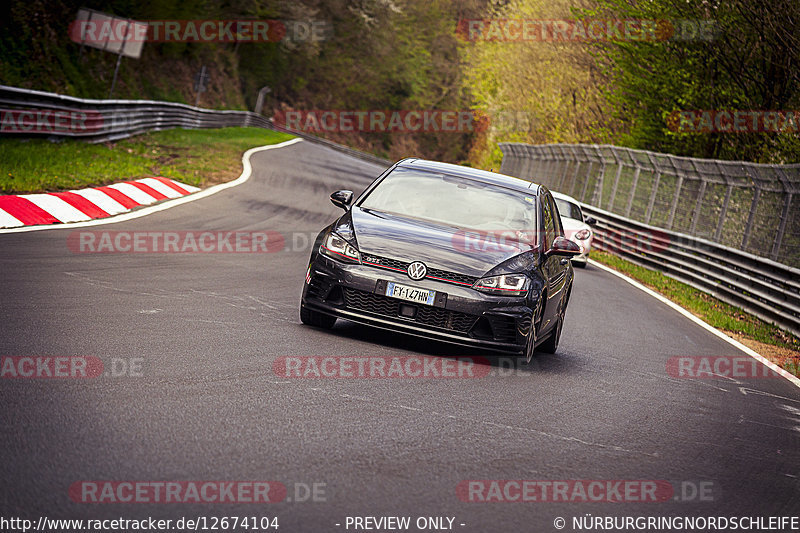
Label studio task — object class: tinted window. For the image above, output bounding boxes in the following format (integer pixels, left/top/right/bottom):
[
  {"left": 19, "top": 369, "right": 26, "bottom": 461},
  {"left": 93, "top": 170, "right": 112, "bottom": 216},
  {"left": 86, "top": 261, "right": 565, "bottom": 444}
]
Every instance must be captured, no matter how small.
[
  {"left": 549, "top": 195, "right": 564, "bottom": 237},
  {"left": 542, "top": 194, "right": 555, "bottom": 248},
  {"left": 359, "top": 168, "right": 538, "bottom": 232}
]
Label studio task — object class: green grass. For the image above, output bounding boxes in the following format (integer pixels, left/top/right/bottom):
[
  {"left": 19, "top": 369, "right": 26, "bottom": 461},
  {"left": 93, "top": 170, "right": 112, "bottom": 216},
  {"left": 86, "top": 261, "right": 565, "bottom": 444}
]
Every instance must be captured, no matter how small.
[
  {"left": 591, "top": 251, "right": 799, "bottom": 354},
  {"left": 0, "top": 127, "right": 295, "bottom": 194}
]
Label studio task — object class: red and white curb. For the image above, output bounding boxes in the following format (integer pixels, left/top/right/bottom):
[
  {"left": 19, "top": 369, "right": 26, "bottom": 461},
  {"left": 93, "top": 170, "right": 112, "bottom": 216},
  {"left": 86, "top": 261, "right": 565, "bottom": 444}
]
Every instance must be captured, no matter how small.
[
  {"left": 0, "top": 138, "right": 303, "bottom": 234},
  {"left": 0, "top": 177, "right": 200, "bottom": 229}
]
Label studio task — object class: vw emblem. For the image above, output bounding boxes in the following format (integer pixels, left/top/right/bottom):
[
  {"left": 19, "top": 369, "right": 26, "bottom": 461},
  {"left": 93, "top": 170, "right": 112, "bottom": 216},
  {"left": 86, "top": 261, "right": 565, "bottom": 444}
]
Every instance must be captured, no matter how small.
[{"left": 407, "top": 261, "right": 427, "bottom": 281}]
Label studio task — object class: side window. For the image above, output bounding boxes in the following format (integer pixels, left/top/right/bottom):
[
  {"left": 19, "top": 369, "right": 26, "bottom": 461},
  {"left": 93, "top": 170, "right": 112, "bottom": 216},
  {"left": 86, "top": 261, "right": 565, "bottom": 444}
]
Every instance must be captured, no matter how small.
[
  {"left": 549, "top": 195, "right": 564, "bottom": 237},
  {"left": 542, "top": 195, "right": 555, "bottom": 249}
]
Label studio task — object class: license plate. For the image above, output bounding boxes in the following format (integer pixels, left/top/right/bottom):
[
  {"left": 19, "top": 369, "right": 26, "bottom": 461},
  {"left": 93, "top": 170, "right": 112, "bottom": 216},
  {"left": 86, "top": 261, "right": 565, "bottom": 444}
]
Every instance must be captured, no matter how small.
[{"left": 385, "top": 282, "right": 436, "bottom": 306}]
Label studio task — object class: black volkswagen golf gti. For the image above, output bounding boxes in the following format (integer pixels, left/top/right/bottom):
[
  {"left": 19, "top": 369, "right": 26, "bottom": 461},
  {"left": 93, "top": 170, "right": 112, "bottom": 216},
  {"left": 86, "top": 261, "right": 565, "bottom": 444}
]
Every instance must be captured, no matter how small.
[{"left": 300, "top": 158, "right": 580, "bottom": 361}]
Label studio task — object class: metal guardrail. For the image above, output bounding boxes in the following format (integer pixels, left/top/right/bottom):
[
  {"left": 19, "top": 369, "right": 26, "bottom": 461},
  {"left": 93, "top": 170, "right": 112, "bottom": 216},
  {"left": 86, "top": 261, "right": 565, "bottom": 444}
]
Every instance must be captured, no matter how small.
[
  {"left": 500, "top": 143, "right": 800, "bottom": 337},
  {"left": 582, "top": 204, "right": 800, "bottom": 338},
  {"left": 0, "top": 85, "right": 272, "bottom": 142},
  {"left": 0, "top": 85, "right": 393, "bottom": 167},
  {"left": 499, "top": 143, "right": 800, "bottom": 268}
]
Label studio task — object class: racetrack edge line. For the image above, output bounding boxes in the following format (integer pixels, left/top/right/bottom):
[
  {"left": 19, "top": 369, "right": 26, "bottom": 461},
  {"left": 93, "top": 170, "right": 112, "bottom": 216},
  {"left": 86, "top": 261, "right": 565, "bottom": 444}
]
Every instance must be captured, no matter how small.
[
  {"left": 0, "top": 137, "right": 304, "bottom": 234},
  {"left": 587, "top": 258, "right": 800, "bottom": 390}
]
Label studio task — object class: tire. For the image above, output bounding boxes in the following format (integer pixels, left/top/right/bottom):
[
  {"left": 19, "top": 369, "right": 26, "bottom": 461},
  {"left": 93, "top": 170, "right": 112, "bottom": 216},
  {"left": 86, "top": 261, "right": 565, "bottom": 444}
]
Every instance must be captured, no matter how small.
[
  {"left": 574, "top": 260, "right": 587, "bottom": 269},
  {"left": 523, "top": 322, "right": 537, "bottom": 363},
  {"left": 540, "top": 285, "right": 571, "bottom": 354},
  {"left": 300, "top": 303, "right": 336, "bottom": 329},
  {"left": 538, "top": 315, "right": 562, "bottom": 354},
  {"left": 523, "top": 297, "right": 544, "bottom": 363}
]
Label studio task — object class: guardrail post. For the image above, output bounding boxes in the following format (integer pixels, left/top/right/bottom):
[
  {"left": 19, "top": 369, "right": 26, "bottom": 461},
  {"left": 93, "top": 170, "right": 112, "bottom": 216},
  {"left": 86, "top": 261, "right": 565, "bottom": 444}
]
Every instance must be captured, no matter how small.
[
  {"left": 498, "top": 144, "right": 513, "bottom": 175},
  {"left": 715, "top": 185, "right": 733, "bottom": 242},
  {"left": 542, "top": 147, "right": 555, "bottom": 186},
  {"left": 573, "top": 158, "right": 588, "bottom": 197},
  {"left": 771, "top": 190, "right": 793, "bottom": 261},
  {"left": 579, "top": 147, "right": 596, "bottom": 202},
  {"left": 591, "top": 147, "right": 608, "bottom": 206},
  {"left": 607, "top": 153, "right": 624, "bottom": 211},
  {"left": 690, "top": 179, "right": 707, "bottom": 235},
  {"left": 557, "top": 160, "right": 570, "bottom": 191},
  {"left": 741, "top": 187, "right": 761, "bottom": 250},
  {"left": 568, "top": 146, "right": 583, "bottom": 197},
  {"left": 514, "top": 146, "right": 524, "bottom": 178},
  {"left": 591, "top": 170, "right": 604, "bottom": 206},
  {"left": 505, "top": 145, "right": 519, "bottom": 177},
  {"left": 557, "top": 146, "right": 570, "bottom": 190},
  {"left": 551, "top": 145, "right": 562, "bottom": 187},
  {"left": 666, "top": 175, "right": 684, "bottom": 230},
  {"left": 644, "top": 171, "right": 661, "bottom": 224},
  {"left": 625, "top": 165, "right": 641, "bottom": 218},
  {"left": 522, "top": 145, "right": 535, "bottom": 179}
]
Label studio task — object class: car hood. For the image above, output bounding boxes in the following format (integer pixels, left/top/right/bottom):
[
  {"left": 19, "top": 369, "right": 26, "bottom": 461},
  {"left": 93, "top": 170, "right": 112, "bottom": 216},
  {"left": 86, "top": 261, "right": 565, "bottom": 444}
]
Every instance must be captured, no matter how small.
[{"left": 347, "top": 207, "right": 538, "bottom": 277}]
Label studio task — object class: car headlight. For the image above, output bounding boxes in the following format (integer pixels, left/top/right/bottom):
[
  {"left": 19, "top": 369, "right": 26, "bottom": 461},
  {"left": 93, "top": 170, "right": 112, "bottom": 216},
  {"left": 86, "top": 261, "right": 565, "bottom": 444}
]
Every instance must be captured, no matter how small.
[
  {"left": 320, "top": 232, "right": 361, "bottom": 263},
  {"left": 473, "top": 274, "right": 530, "bottom": 296},
  {"left": 574, "top": 229, "right": 591, "bottom": 240}
]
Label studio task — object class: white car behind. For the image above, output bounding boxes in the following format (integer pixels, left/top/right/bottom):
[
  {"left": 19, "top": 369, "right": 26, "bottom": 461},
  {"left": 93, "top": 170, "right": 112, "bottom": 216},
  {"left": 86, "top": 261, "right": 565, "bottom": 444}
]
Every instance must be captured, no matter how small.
[{"left": 552, "top": 191, "right": 596, "bottom": 268}]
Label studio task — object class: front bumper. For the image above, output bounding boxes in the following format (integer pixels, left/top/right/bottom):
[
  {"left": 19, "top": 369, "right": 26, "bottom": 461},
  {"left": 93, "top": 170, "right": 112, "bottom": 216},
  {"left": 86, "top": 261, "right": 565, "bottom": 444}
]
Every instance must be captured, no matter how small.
[
  {"left": 569, "top": 236, "right": 593, "bottom": 263},
  {"left": 302, "top": 255, "right": 534, "bottom": 352}
]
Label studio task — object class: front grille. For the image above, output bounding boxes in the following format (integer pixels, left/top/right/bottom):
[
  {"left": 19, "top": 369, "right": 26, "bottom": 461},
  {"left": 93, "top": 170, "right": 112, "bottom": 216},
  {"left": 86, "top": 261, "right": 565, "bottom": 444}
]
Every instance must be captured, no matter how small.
[
  {"left": 362, "top": 253, "right": 407, "bottom": 271},
  {"left": 426, "top": 267, "right": 477, "bottom": 286},
  {"left": 361, "top": 253, "right": 479, "bottom": 287},
  {"left": 343, "top": 288, "right": 477, "bottom": 333}
]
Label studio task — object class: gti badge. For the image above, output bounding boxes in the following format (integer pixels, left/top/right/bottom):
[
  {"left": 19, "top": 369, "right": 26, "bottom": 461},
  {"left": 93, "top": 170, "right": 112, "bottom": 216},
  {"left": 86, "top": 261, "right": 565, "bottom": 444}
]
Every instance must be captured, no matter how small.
[{"left": 407, "top": 261, "right": 427, "bottom": 281}]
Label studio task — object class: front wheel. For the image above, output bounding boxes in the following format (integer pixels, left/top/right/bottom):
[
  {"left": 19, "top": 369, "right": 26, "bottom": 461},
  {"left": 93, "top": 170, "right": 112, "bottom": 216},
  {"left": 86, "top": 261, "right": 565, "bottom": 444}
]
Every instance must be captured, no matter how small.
[
  {"left": 300, "top": 303, "right": 337, "bottom": 329},
  {"left": 523, "top": 298, "right": 544, "bottom": 363},
  {"left": 539, "top": 286, "right": 570, "bottom": 354},
  {"left": 538, "top": 315, "right": 562, "bottom": 354}
]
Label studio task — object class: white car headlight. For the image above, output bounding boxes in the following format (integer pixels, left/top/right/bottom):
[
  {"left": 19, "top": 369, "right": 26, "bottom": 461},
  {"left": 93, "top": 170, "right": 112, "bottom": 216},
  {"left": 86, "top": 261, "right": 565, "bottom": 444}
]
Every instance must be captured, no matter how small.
[
  {"left": 473, "top": 274, "right": 530, "bottom": 296},
  {"left": 320, "top": 232, "right": 361, "bottom": 263}
]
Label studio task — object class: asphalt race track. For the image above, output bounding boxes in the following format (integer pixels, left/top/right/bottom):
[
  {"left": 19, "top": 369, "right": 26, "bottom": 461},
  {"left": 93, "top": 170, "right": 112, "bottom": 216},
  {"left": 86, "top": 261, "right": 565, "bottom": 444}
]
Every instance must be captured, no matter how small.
[{"left": 1, "top": 140, "right": 799, "bottom": 532}]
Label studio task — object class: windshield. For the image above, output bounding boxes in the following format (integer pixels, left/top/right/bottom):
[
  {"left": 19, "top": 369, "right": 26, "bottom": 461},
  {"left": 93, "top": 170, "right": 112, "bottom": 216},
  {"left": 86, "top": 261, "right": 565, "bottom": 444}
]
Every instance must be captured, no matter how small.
[
  {"left": 359, "top": 168, "right": 538, "bottom": 233},
  {"left": 554, "top": 198, "right": 583, "bottom": 221}
]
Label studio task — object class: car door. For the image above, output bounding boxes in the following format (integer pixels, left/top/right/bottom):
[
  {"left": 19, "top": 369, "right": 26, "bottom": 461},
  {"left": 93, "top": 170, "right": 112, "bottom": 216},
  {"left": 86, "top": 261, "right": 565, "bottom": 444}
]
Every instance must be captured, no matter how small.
[{"left": 540, "top": 191, "right": 569, "bottom": 334}]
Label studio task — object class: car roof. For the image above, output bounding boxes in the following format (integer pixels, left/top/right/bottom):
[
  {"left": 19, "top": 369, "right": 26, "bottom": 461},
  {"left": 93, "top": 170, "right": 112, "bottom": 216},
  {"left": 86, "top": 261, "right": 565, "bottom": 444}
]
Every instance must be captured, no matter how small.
[
  {"left": 551, "top": 190, "right": 580, "bottom": 204},
  {"left": 396, "top": 158, "right": 542, "bottom": 195}
]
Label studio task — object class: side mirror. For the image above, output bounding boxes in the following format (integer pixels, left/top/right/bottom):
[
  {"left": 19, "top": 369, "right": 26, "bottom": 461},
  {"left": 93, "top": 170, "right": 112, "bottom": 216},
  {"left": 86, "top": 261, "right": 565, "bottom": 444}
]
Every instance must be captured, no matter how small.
[
  {"left": 585, "top": 216, "right": 597, "bottom": 226},
  {"left": 546, "top": 235, "right": 581, "bottom": 257},
  {"left": 330, "top": 190, "right": 354, "bottom": 210}
]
